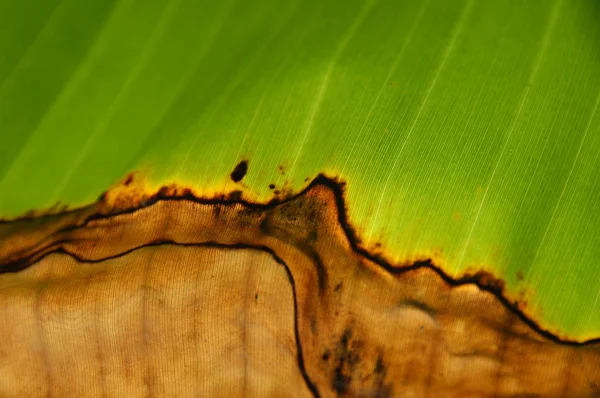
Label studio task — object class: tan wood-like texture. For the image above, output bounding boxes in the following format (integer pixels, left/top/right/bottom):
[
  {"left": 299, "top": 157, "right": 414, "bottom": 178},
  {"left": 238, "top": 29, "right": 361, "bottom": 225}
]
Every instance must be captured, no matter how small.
[{"left": 1, "top": 179, "right": 599, "bottom": 397}]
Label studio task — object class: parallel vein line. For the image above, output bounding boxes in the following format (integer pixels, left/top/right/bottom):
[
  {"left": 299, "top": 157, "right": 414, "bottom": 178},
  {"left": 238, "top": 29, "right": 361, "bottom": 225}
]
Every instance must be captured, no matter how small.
[
  {"left": 0, "top": 0, "right": 69, "bottom": 92},
  {"left": 368, "top": 0, "right": 475, "bottom": 242},
  {"left": 525, "top": 60, "right": 600, "bottom": 282},
  {"left": 51, "top": 0, "right": 181, "bottom": 200},
  {"left": 456, "top": 0, "right": 563, "bottom": 272},
  {"left": 287, "top": 0, "right": 377, "bottom": 178},
  {"left": 339, "top": 0, "right": 430, "bottom": 177}
]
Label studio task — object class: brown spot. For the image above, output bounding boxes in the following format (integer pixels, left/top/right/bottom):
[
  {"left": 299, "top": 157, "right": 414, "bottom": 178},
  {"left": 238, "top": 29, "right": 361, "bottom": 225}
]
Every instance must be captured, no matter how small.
[
  {"left": 123, "top": 173, "right": 135, "bottom": 187},
  {"left": 466, "top": 269, "right": 507, "bottom": 296},
  {"left": 230, "top": 160, "right": 248, "bottom": 182},
  {"left": 372, "top": 355, "right": 391, "bottom": 398},
  {"left": 269, "top": 184, "right": 276, "bottom": 190},
  {"left": 228, "top": 191, "right": 243, "bottom": 201},
  {"left": 332, "top": 328, "right": 356, "bottom": 394},
  {"left": 517, "top": 271, "right": 524, "bottom": 281}
]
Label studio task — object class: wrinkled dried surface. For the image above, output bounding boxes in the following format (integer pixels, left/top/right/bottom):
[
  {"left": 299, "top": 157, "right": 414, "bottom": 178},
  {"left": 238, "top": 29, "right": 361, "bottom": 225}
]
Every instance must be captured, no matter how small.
[{"left": 1, "top": 180, "right": 599, "bottom": 397}]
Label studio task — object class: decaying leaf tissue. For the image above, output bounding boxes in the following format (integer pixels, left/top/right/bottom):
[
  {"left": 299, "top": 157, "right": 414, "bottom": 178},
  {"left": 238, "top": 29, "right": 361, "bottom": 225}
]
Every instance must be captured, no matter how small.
[
  {"left": 1, "top": 176, "right": 599, "bottom": 396},
  {"left": 2, "top": 0, "right": 600, "bottom": 396}
]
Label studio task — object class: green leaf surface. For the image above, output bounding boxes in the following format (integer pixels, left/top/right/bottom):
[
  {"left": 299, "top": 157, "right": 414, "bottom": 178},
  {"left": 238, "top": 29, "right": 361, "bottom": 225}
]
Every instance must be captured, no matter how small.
[{"left": 1, "top": 0, "right": 599, "bottom": 339}]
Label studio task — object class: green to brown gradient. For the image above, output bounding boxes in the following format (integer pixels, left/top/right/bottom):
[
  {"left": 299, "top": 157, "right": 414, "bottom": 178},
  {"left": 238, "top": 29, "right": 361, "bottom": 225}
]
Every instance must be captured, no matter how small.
[
  {"left": 1, "top": 0, "right": 600, "bottom": 339},
  {"left": 1, "top": 177, "right": 599, "bottom": 396}
]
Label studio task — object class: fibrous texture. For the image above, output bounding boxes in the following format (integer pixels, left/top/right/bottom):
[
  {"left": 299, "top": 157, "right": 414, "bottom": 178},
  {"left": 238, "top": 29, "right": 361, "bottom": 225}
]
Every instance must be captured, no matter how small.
[{"left": 1, "top": 178, "right": 599, "bottom": 397}]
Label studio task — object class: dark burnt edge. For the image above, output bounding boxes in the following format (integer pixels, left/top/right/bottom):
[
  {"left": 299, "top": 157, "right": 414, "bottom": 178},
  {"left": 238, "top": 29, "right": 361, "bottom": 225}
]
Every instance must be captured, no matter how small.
[
  {"left": 1, "top": 173, "right": 599, "bottom": 346},
  {"left": 259, "top": 213, "right": 328, "bottom": 293},
  {"left": 321, "top": 174, "right": 600, "bottom": 347},
  {"left": 2, "top": 240, "right": 322, "bottom": 398},
  {"left": 265, "top": 244, "right": 321, "bottom": 398}
]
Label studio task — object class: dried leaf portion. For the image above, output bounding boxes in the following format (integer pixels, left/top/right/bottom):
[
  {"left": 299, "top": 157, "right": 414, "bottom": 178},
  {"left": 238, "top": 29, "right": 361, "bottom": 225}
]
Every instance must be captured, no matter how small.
[
  {"left": 0, "top": 246, "right": 310, "bottom": 397},
  {"left": 1, "top": 180, "right": 599, "bottom": 397}
]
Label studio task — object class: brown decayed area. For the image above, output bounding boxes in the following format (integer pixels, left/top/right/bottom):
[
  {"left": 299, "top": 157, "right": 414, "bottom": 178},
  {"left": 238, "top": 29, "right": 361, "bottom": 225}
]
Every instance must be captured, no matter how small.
[
  {"left": 0, "top": 247, "right": 308, "bottom": 397},
  {"left": 1, "top": 177, "right": 600, "bottom": 397}
]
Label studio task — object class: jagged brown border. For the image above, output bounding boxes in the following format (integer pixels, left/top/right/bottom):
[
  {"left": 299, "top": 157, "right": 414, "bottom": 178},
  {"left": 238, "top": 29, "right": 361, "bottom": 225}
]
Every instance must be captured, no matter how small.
[{"left": 1, "top": 173, "right": 599, "bottom": 352}]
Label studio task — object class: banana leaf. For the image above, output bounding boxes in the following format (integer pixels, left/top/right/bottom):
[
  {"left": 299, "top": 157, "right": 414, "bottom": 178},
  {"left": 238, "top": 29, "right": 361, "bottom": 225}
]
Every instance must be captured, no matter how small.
[{"left": 1, "top": 0, "right": 600, "bottom": 395}]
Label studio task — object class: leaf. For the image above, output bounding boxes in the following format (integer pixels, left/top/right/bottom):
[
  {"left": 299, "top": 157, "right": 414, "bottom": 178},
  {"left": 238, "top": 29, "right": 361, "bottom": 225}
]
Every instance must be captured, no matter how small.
[
  {"left": 2, "top": 185, "right": 600, "bottom": 396},
  {"left": 0, "top": 0, "right": 599, "bottom": 346}
]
